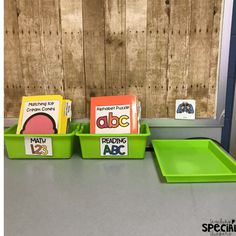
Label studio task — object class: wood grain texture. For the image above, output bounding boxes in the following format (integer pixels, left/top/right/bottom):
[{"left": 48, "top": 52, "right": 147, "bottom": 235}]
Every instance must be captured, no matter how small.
[
  {"left": 16, "top": 0, "right": 46, "bottom": 94},
  {"left": 4, "top": 0, "right": 25, "bottom": 117},
  {"left": 126, "top": 0, "right": 147, "bottom": 116},
  {"left": 4, "top": 0, "right": 223, "bottom": 119},
  {"left": 105, "top": 0, "right": 126, "bottom": 96},
  {"left": 188, "top": 0, "right": 215, "bottom": 118},
  {"left": 16, "top": 0, "right": 63, "bottom": 95},
  {"left": 39, "top": 0, "right": 64, "bottom": 95},
  {"left": 61, "top": 0, "right": 86, "bottom": 118},
  {"left": 207, "top": 0, "right": 222, "bottom": 117},
  {"left": 166, "top": 0, "right": 191, "bottom": 117},
  {"left": 146, "top": 0, "right": 169, "bottom": 118},
  {"left": 82, "top": 0, "right": 106, "bottom": 117}
]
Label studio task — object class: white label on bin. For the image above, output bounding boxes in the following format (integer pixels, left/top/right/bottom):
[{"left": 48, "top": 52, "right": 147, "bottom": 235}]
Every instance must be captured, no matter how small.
[
  {"left": 24, "top": 137, "right": 53, "bottom": 156},
  {"left": 100, "top": 137, "right": 128, "bottom": 156}
]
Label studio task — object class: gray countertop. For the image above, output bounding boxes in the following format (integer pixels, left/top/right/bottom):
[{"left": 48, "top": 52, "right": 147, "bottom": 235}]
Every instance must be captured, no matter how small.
[{"left": 5, "top": 152, "right": 236, "bottom": 236}]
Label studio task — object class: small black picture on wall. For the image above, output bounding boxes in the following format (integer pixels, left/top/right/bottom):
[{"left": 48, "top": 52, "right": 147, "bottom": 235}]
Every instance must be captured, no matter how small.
[{"left": 175, "top": 100, "right": 196, "bottom": 120}]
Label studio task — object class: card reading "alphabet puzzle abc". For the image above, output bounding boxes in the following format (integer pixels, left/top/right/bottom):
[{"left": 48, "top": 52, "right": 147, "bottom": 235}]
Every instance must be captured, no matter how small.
[{"left": 90, "top": 95, "right": 139, "bottom": 134}]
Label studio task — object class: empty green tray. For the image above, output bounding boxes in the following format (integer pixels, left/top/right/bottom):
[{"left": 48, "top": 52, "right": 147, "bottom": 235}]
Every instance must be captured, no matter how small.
[{"left": 152, "top": 140, "right": 236, "bottom": 183}]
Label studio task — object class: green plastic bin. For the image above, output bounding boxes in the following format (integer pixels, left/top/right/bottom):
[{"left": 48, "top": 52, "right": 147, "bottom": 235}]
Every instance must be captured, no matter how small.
[
  {"left": 152, "top": 139, "right": 236, "bottom": 183},
  {"left": 4, "top": 122, "right": 80, "bottom": 159},
  {"left": 76, "top": 123, "right": 150, "bottom": 159}
]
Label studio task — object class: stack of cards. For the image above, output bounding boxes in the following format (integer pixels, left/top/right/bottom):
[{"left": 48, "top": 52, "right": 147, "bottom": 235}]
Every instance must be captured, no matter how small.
[
  {"left": 17, "top": 95, "right": 72, "bottom": 134},
  {"left": 90, "top": 95, "right": 140, "bottom": 134}
]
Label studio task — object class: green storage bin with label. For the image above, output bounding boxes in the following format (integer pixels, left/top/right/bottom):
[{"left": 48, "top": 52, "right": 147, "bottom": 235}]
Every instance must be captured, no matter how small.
[
  {"left": 76, "top": 123, "right": 150, "bottom": 159},
  {"left": 4, "top": 122, "right": 80, "bottom": 159}
]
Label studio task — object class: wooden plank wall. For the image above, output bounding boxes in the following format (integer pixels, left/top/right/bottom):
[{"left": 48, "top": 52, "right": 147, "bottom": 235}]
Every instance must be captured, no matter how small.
[{"left": 4, "top": 0, "right": 223, "bottom": 118}]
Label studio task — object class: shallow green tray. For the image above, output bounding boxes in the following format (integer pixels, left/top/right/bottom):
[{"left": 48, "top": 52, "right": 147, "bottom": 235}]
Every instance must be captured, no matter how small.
[
  {"left": 76, "top": 123, "right": 150, "bottom": 159},
  {"left": 152, "top": 140, "right": 236, "bottom": 183},
  {"left": 4, "top": 122, "right": 80, "bottom": 159}
]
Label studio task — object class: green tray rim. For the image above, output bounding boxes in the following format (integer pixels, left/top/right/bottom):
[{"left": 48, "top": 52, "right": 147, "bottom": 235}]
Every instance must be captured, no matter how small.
[
  {"left": 4, "top": 122, "right": 80, "bottom": 137},
  {"left": 151, "top": 139, "right": 236, "bottom": 180},
  {"left": 75, "top": 122, "right": 151, "bottom": 137}
]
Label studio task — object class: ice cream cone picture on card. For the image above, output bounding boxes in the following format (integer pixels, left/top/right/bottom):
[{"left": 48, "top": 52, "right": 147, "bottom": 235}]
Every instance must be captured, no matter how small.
[{"left": 17, "top": 95, "right": 72, "bottom": 134}]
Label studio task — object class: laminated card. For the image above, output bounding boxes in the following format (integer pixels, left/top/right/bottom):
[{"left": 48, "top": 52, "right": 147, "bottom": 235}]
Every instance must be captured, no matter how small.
[
  {"left": 90, "top": 95, "right": 139, "bottom": 134},
  {"left": 17, "top": 95, "right": 65, "bottom": 134}
]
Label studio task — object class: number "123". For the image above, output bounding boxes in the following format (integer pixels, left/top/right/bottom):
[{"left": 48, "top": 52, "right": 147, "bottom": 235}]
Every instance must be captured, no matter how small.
[{"left": 30, "top": 144, "right": 48, "bottom": 155}]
